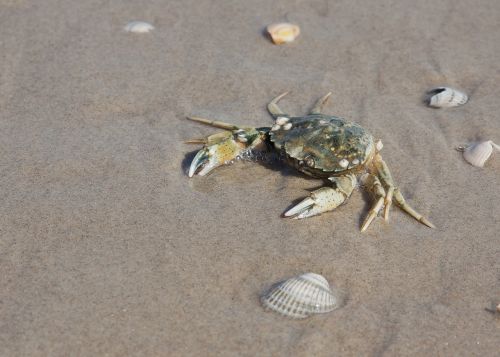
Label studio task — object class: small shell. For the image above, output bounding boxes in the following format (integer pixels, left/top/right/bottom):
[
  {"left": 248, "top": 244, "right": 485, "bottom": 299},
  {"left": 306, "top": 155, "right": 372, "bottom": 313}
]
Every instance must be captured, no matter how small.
[
  {"left": 427, "top": 87, "right": 468, "bottom": 108},
  {"left": 458, "top": 140, "right": 500, "bottom": 167},
  {"left": 124, "top": 21, "right": 154, "bottom": 33},
  {"left": 261, "top": 273, "right": 341, "bottom": 319},
  {"left": 266, "top": 23, "right": 300, "bottom": 44}
]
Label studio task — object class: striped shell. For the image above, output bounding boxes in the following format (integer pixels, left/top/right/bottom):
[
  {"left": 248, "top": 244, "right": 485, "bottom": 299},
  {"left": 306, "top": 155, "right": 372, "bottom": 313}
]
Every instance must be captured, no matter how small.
[
  {"left": 427, "top": 87, "right": 468, "bottom": 108},
  {"left": 459, "top": 140, "right": 500, "bottom": 167},
  {"left": 261, "top": 273, "right": 341, "bottom": 319}
]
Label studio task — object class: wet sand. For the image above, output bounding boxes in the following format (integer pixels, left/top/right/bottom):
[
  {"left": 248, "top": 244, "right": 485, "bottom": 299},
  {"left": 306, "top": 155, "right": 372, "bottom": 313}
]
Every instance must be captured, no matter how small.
[{"left": 1, "top": 0, "right": 499, "bottom": 355}]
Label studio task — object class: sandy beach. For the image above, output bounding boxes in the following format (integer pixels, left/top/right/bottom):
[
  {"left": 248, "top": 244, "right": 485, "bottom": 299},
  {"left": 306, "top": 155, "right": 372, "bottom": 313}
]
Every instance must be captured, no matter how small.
[{"left": 1, "top": 0, "right": 499, "bottom": 355}]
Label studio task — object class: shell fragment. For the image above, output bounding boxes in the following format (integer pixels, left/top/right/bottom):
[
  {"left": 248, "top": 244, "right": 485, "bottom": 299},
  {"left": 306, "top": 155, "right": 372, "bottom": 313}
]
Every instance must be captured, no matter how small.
[{"left": 266, "top": 23, "right": 300, "bottom": 44}]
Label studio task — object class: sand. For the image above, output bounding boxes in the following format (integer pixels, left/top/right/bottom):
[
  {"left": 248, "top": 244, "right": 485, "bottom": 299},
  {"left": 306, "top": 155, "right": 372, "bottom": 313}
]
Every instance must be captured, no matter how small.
[{"left": 1, "top": 0, "right": 499, "bottom": 355}]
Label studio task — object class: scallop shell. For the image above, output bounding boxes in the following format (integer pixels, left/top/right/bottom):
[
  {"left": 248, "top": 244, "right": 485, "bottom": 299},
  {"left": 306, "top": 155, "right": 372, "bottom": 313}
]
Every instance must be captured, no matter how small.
[
  {"left": 124, "top": 21, "right": 154, "bottom": 33},
  {"left": 261, "top": 273, "right": 341, "bottom": 319},
  {"left": 427, "top": 87, "right": 468, "bottom": 108},
  {"left": 266, "top": 23, "right": 300, "bottom": 44},
  {"left": 459, "top": 140, "right": 500, "bottom": 167}
]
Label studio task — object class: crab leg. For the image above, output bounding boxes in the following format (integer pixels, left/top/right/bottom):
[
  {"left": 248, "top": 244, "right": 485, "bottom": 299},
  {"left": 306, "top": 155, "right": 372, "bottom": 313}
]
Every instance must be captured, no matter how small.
[
  {"left": 309, "top": 92, "right": 332, "bottom": 115},
  {"left": 186, "top": 116, "right": 240, "bottom": 130},
  {"left": 360, "top": 173, "right": 386, "bottom": 232},
  {"left": 284, "top": 174, "right": 356, "bottom": 219},
  {"left": 372, "top": 153, "right": 395, "bottom": 221},
  {"left": 267, "top": 92, "right": 290, "bottom": 119},
  {"left": 393, "top": 189, "right": 436, "bottom": 228},
  {"left": 373, "top": 153, "right": 435, "bottom": 228}
]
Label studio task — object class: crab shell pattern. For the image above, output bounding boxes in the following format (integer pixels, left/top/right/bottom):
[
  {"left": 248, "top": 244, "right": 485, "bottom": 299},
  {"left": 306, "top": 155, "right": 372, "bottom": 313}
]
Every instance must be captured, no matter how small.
[
  {"left": 185, "top": 92, "right": 434, "bottom": 232},
  {"left": 270, "top": 114, "right": 374, "bottom": 177}
]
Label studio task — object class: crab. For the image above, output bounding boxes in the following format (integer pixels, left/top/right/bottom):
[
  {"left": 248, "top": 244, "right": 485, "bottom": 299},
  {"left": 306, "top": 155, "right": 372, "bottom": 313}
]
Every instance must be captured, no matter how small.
[{"left": 185, "top": 92, "right": 435, "bottom": 231}]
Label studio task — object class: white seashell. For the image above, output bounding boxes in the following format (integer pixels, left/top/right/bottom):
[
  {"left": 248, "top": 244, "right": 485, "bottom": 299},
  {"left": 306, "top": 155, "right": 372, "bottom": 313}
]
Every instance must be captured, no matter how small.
[
  {"left": 458, "top": 140, "right": 500, "bottom": 167},
  {"left": 124, "top": 21, "right": 154, "bottom": 33},
  {"left": 261, "top": 273, "right": 341, "bottom": 319},
  {"left": 283, "top": 123, "right": 293, "bottom": 130},
  {"left": 427, "top": 87, "right": 468, "bottom": 108},
  {"left": 266, "top": 23, "right": 300, "bottom": 44}
]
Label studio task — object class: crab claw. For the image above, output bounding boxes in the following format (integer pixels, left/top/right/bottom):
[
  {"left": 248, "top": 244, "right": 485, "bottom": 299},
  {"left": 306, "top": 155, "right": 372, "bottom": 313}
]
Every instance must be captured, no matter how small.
[
  {"left": 188, "top": 140, "right": 237, "bottom": 177},
  {"left": 188, "top": 148, "right": 214, "bottom": 177},
  {"left": 284, "top": 196, "right": 317, "bottom": 218},
  {"left": 284, "top": 187, "right": 347, "bottom": 219},
  {"left": 187, "top": 129, "right": 261, "bottom": 177},
  {"left": 284, "top": 175, "right": 356, "bottom": 219}
]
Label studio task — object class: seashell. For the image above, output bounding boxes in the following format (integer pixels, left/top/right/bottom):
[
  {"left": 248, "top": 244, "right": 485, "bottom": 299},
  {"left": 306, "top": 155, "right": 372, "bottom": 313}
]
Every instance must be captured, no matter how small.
[
  {"left": 261, "top": 272, "right": 341, "bottom": 319},
  {"left": 124, "top": 21, "right": 154, "bottom": 33},
  {"left": 457, "top": 140, "right": 500, "bottom": 167},
  {"left": 427, "top": 87, "right": 468, "bottom": 108},
  {"left": 266, "top": 23, "right": 300, "bottom": 44}
]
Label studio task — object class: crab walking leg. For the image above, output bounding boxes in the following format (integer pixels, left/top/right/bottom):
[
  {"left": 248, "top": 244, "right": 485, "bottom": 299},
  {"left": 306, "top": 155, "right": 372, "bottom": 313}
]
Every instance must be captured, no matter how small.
[
  {"left": 393, "top": 189, "right": 436, "bottom": 228},
  {"left": 372, "top": 154, "right": 395, "bottom": 221},
  {"left": 267, "top": 92, "right": 290, "bottom": 119},
  {"left": 284, "top": 174, "right": 356, "bottom": 219},
  {"left": 309, "top": 92, "right": 332, "bottom": 115},
  {"left": 186, "top": 116, "right": 240, "bottom": 130},
  {"left": 373, "top": 154, "right": 435, "bottom": 228},
  {"left": 360, "top": 174, "right": 387, "bottom": 232}
]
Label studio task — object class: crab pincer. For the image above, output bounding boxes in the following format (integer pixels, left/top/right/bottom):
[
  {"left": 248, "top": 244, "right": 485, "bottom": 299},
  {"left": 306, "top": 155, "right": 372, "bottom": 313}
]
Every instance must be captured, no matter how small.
[{"left": 186, "top": 116, "right": 267, "bottom": 177}]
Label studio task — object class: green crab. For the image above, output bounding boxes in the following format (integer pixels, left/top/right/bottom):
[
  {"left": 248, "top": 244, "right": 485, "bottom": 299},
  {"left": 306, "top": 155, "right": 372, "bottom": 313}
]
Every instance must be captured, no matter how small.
[{"left": 186, "top": 92, "right": 434, "bottom": 231}]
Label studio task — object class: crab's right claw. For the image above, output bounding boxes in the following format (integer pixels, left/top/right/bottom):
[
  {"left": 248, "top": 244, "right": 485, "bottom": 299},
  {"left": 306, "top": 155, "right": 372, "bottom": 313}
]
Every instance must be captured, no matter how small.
[{"left": 187, "top": 130, "right": 252, "bottom": 177}]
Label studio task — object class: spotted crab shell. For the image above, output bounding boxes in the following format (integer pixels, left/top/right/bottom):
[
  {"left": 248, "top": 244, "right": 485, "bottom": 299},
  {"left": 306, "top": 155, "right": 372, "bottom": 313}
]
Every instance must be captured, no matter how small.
[
  {"left": 270, "top": 114, "right": 375, "bottom": 176},
  {"left": 427, "top": 87, "right": 468, "bottom": 108},
  {"left": 261, "top": 273, "right": 341, "bottom": 319}
]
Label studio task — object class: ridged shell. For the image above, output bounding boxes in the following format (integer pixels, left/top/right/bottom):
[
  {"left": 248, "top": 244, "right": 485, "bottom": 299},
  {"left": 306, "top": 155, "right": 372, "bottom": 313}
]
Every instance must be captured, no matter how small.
[
  {"left": 266, "top": 23, "right": 300, "bottom": 44},
  {"left": 460, "top": 140, "right": 500, "bottom": 167},
  {"left": 124, "top": 21, "right": 154, "bottom": 33},
  {"left": 428, "top": 87, "right": 468, "bottom": 108},
  {"left": 261, "top": 273, "right": 341, "bottom": 319}
]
